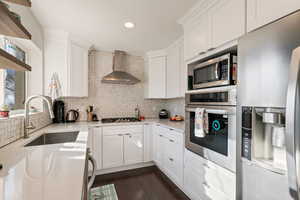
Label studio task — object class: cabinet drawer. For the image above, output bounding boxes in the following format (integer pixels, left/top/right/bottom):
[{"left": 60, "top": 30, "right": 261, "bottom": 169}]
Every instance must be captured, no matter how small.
[
  {"left": 103, "top": 125, "right": 143, "bottom": 135},
  {"left": 203, "top": 183, "right": 231, "bottom": 200},
  {"left": 185, "top": 150, "right": 235, "bottom": 199},
  {"left": 202, "top": 160, "right": 236, "bottom": 199}
]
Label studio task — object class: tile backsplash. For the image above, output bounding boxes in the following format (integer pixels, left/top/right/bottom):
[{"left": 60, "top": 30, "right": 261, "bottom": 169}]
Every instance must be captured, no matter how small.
[
  {"left": 165, "top": 98, "right": 185, "bottom": 117},
  {"left": 62, "top": 50, "right": 167, "bottom": 121},
  {"left": 0, "top": 111, "right": 52, "bottom": 148}
]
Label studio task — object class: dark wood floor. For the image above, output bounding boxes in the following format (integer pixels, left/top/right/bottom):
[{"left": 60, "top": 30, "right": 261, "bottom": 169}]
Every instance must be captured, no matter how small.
[{"left": 93, "top": 166, "right": 190, "bottom": 200}]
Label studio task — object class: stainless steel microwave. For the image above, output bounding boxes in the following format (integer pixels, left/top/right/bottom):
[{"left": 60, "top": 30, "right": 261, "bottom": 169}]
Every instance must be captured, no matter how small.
[{"left": 188, "top": 53, "right": 237, "bottom": 90}]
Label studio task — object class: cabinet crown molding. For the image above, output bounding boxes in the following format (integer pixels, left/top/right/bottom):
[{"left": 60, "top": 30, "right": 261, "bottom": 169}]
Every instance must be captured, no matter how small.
[
  {"left": 177, "top": 0, "right": 218, "bottom": 25},
  {"left": 146, "top": 49, "right": 167, "bottom": 58}
]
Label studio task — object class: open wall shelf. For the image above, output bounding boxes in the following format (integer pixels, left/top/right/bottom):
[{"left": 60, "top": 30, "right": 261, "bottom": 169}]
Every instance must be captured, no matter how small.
[
  {"left": 0, "top": 48, "right": 31, "bottom": 71},
  {"left": 0, "top": 2, "right": 31, "bottom": 39},
  {"left": 3, "top": 0, "right": 31, "bottom": 7}
]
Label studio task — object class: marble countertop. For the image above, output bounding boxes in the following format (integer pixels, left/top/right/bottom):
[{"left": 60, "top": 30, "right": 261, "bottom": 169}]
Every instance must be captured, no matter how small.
[
  {"left": 0, "top": 119, "right": 184, "bottom": 200},
  {"left": 0, "top": 125, "right": 89, "bottom": 200}
]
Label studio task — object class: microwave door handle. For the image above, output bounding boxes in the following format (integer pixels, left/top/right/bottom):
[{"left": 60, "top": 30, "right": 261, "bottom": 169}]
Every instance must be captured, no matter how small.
[
  {"left": 215, "top": 63, "right": 220, "bottom": 80},
  {"left": 286, "top": 47, "right": 300, "bottom": 200}
]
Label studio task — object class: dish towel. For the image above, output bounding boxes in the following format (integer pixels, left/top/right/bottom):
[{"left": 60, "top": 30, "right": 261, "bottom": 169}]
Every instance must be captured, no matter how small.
[
  {"left": 48, "top": 72, "right": 62, "bottom": 101},
  {"left": 195, "top": 108, "right": 208, "bottom": 138}
]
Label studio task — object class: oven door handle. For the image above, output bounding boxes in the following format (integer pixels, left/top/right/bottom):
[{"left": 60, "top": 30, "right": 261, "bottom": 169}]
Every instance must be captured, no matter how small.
[{"left": 186, "top": 107, "right": 234, "bottom": 115}]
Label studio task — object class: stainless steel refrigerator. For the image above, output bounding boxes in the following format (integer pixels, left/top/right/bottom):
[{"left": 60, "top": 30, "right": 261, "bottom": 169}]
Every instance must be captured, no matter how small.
[{"left": 238, "top": 10, "right": 300, "bottom": 200}]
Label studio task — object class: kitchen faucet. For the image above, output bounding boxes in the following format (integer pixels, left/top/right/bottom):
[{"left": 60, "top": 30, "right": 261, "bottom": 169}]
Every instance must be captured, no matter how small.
[{"left": 24, "top": 95, "right": 55, "bottom": 138}]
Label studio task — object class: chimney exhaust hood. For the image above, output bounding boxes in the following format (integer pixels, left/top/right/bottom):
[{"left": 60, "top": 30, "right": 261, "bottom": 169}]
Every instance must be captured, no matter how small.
[{"left": 101, "top": 50, "right": 140, "bottom": 85}]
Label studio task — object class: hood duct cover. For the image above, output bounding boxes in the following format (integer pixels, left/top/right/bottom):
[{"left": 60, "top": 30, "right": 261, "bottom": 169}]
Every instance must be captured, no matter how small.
[{"left": 101, "top": 50, "right": 140, "bottom": 85}]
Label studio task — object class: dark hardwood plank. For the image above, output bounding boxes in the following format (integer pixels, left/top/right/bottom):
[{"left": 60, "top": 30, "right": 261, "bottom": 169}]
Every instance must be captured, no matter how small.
[{"left": 93, "top": 166, "right": 190, "bottom": 200}]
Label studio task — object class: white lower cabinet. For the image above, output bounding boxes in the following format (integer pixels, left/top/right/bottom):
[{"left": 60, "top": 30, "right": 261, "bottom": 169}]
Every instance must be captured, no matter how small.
[
  {"left": 102, "top": 125, "right": 144, "bottom": 169},
  {"left": 184, "top": 150, "right": 236, "bottom": 200},
  {"left": 143, "top": 124, "right": 153, "bottom": 162},
  {"left": 102, "top": 134, "right": 124, "bottom": 169},
  {"left": 124, "top": 133, "right": 144, "bottom": 165},
  {"left": 152, "top": 124, "right": 184, "bottom": 188}
]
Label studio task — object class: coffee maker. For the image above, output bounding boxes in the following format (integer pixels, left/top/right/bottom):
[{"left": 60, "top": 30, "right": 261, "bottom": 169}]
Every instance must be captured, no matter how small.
[{"left": 242, "top": 107, "right": 286, "bottom": 173}]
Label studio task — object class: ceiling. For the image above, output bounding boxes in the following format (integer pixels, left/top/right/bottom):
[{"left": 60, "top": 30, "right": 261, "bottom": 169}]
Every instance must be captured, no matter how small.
[{"left": 31, "top": 0, "right": 198, "bottom": 55}]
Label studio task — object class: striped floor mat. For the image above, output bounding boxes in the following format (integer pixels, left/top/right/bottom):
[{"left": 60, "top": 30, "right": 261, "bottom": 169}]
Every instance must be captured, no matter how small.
[{"left": 89, "top": 184, "right": 118, "bottom": 200}]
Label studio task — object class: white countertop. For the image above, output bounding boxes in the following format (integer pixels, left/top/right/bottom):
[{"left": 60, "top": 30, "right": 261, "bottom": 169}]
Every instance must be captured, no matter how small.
[{"left": 0, "top": 119, "right": 185, "bottom": 200}]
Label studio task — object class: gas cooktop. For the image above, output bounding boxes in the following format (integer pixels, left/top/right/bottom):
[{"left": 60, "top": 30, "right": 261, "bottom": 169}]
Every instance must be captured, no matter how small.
[{"left": 101, "top": 117, "right": 141, "bottom": 123}]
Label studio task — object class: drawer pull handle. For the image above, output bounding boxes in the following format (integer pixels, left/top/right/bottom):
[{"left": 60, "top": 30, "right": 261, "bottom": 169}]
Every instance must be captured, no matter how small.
[
  {"left": 169, "top": 128, "right": 174, "bottom": 131},
  {"left": 159, "top": 135, "right": 163, "bottom": 137},
  {"left": 203, "top": 163, "right": 210, "bottom": 169},
  {"left": 169, "top": 139, "right": 174, "bottom": 143},
  {"left": 118, "top": 134, "right": 123, "bottom": 136},
  {"left": 169, "top": 158, "right": 174, "bottom": 162},
  {"left": 203, "top": 182, "right": 210, "bottom": 188}
]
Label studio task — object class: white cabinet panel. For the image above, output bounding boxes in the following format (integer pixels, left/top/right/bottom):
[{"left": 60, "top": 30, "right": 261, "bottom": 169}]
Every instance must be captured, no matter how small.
[
  {"left": 143, "top": 124, "right": 153, "bottom": 162},
  {"left": 247, "top": 0, "right": 300, "bottom": 32},
  {"left": 92, "top": 127, "right": 102, "bottom": 170},
  {"left": 124, "top": 133, "right": 144, "bottom": 165},
  {"left": 102, "top": 134, "right": 124, "bottom": 169},
  {"left": 153, "top": 125, "right": 167, "bottom": 167},
  {"left": 210, "top": 0, "right": 245, "bottom": 48},
  {"left": 179, "top": 39, "right": 186, "bottom": 96},
  {"left": 146, "top": 55, "right": 166, "bottom": 98},
  {"left": 69, "top": 42, "right": 88, "bottom": 97},
  {"left": 166, "top": 42, "right": 181, "bottom": 98},
  {"left": 164, "top": 129, "right": 184, "bottom": 187},
  {"left": 184, "top": 13, "right": 210, "bottom": 61}
]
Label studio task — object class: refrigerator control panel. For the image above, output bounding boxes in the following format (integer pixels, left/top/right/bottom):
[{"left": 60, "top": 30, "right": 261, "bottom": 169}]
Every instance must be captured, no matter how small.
[{"left": 242, "top": 107, "right": 252, "bottom": 160}]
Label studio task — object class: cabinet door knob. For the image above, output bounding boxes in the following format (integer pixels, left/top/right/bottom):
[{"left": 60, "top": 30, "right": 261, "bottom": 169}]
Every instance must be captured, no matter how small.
[
  {"left": 169, "top": 158, "right": 174, "bottom": 162},
  {"left": 159, "top": 134, "right": 163, "bottom": 137},
  {"left": 169, "top": 139, "right": 174, "bottom": 143}
]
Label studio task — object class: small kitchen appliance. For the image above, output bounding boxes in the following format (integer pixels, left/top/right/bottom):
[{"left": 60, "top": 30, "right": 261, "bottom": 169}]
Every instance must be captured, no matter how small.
[
  {"left": 53, "top": 100, "right": 65, "bottom": 123},
  {"left": 66, "top": 109, "right": 79, "bottom": 123},
  {"left": 159, "top": 109, "right": 169, "bottom": 119},
  {"left": 188, "top": 53, "right": 237, "bottom": 90}
]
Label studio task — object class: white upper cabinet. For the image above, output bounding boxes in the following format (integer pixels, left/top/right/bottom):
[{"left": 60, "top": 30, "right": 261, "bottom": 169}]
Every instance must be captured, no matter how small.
[
  {"left": 179, "top": 0, "right": 245, "bottom": 61},
  {"left": 145, "top": 38, "right": 185, "bottom": 99},
  {"left": 44, "top": 30, "right": 91, "bottom": 97},
  {"left": 68, "top": 41, "right": 89, "bottom": 97},
  {"left": 166, "top": 39, "right": 183, "bottom": 98},
  {"left": 183, "top": 13, "right": 210, "bottom": 61},
  {"left": 247, "top": 0, "right": 300, "bottom": 32},
  {"left": 210, "top": 0, "right": 245, "bottom": 48},
  {"left": 145, "top": 50, "right": 167, "bottom": 99}
]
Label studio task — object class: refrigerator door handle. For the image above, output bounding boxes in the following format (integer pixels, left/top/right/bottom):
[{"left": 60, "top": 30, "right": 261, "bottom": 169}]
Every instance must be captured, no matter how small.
[{"left": 286, "top": 47, "right": 300, "bottom": 200}]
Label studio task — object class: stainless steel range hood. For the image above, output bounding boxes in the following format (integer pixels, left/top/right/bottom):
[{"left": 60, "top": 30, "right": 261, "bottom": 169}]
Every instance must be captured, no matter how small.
[{"left": 101, "top": 50, "right": 140, "bottom": 85}]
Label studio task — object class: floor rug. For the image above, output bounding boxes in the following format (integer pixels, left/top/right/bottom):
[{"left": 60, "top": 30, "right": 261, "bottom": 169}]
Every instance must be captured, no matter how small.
[{"left": 89, "top": 184, "right": 118, "bottom": 200}]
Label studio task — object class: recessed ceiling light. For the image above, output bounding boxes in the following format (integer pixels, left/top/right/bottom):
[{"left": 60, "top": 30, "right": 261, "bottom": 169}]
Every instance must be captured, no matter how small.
[{"left": 124, "top": 22, "right": 135, "bottom": 29}]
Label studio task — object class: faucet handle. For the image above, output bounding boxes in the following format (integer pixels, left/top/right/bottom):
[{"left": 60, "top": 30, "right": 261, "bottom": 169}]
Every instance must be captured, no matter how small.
[{"left": 26, "top": 122, "right": 36, "bottom": 130}]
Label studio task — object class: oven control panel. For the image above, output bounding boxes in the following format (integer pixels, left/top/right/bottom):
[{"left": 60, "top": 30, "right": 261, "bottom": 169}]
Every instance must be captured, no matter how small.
[{"left": 242, "top": 107, "right": 252, "bottom": 160}]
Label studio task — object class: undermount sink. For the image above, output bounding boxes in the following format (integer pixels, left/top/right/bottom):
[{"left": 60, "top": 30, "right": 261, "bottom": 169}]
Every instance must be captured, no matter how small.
[{"left": 24, "top": 132, "right": 79, "bottom": 147}]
